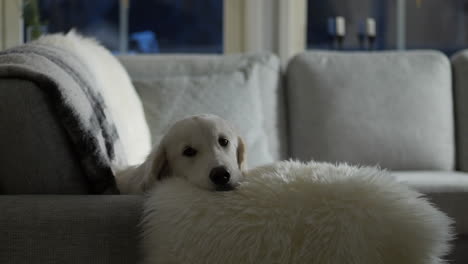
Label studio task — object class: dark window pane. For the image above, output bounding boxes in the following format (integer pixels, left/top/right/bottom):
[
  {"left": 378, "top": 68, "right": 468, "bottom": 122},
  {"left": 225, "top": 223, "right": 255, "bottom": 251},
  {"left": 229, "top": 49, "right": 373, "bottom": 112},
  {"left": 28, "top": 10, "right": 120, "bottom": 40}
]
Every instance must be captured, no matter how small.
[
  {"left": 31, "top": 0, "right": 223, "bottom": 54},
  {"left": 307, "top": 0, "right": 468, "bottom": 55},
  {"left": 36, "top": 0, "right": 120, "bottom": 50},
  {"left": 129, "top": 0, "right": 223, "bottom": 53}
]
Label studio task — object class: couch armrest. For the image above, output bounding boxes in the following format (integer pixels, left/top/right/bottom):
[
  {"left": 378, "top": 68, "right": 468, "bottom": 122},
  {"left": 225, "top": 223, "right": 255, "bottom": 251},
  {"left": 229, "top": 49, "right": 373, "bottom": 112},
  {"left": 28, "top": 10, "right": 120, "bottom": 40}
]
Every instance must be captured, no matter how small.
[
  {"left": 0, "top": 79, "right": 88, "bottom": 194},
  {"left": 0, "top": 195, "right": 143, "bottom": 264}
]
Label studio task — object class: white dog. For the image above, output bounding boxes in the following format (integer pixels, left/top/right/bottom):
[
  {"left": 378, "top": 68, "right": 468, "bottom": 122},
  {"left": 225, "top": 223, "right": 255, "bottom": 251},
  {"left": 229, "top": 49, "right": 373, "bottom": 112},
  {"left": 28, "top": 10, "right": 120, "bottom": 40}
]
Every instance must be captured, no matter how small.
[{"left": 116, "top": 114, "right": 247, "bottom": 194}]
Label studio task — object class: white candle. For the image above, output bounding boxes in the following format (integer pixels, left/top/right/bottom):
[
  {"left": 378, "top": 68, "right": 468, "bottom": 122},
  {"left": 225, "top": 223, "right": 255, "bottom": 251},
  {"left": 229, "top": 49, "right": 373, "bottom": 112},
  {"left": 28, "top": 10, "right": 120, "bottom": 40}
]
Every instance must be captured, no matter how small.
[
  {"left": 335, "top": 16, "right": 346, "bottom": 36},
  {"left": 366, "top": 18, "right": 376, "bottom": 37}
]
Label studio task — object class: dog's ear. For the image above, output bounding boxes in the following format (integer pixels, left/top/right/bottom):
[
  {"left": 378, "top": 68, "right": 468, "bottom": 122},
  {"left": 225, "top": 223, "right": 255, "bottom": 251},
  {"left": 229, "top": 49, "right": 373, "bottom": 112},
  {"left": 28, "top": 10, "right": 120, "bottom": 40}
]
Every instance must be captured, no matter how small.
[
  {"left": 141, "top": 143, "right": 170, "bottom": 191},
  {"left": 237, "top": 136, "right": 247, "bottom": 171}
]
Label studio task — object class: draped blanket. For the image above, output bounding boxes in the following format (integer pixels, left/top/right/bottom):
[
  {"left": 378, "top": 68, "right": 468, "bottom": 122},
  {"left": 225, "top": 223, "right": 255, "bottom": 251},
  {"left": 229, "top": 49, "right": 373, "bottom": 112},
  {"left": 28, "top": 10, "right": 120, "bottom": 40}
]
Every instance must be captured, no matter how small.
[{"left": 0, "top": 32, "right": 151, "bottom": 193}]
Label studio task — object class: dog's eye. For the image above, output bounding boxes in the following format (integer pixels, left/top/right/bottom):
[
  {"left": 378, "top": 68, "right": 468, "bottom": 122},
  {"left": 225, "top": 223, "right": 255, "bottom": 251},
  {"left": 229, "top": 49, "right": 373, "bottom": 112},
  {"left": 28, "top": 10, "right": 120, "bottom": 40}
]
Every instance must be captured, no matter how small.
[
  {"left": 182, "top": 146, "right": 197, "bottom": 157},
  {"left": 218, "top": 137, "right": 229, "bottom": 147}
]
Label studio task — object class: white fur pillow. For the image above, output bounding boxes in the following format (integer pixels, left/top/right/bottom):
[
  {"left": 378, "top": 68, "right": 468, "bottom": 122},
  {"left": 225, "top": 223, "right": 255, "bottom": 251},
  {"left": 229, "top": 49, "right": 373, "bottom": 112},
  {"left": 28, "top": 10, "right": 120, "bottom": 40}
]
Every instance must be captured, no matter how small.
[{"left": 142, "top": 161, "right": 453, "bottom": 264}]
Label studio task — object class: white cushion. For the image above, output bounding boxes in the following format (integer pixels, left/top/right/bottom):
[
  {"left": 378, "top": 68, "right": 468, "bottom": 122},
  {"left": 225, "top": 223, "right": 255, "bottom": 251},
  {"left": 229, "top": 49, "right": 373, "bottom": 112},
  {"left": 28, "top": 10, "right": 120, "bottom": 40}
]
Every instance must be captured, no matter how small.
[{"left": 287, "top": 51, "right": 454, "bottom": 170}]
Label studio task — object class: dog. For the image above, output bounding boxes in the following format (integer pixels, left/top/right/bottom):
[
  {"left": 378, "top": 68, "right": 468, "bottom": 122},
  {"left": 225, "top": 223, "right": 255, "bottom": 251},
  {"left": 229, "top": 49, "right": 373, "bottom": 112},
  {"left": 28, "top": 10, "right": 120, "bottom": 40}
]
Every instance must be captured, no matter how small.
[{"left": 116, "top": 114, "right": 247, "bottom": 194}]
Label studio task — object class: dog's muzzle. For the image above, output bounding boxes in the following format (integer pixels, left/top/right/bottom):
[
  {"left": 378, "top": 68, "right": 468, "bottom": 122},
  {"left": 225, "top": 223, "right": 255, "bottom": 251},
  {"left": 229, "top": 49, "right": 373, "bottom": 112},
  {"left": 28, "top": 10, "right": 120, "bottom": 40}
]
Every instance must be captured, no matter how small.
[{"left": 209, "top": 166, "right": 234, "bottom": 191}]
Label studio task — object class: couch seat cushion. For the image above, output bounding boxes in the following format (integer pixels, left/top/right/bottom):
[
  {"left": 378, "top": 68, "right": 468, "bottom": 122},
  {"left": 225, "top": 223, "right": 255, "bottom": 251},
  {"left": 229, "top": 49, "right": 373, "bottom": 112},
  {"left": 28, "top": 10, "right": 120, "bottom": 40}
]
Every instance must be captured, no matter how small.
[{"left": 393, "top": 171, "right": 468, "bottom": 235}]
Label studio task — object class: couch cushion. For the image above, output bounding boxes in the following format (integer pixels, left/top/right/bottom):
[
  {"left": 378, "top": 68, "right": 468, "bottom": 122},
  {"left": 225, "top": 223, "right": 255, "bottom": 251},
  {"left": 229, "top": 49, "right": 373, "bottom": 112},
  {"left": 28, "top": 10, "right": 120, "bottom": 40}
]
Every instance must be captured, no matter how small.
[
  {"left": 287, "top": 51, "right": 454, "bottom": 170},
  {"left": 134, "top": 71, "right": 272, "bottom": 167},
  {"left": 119, "top": 53, "right": 284, "bottom": 166},
  {"left": 392, "top": 171, "right": 468, "bottom": 236},
  {"left": 392, "top": 171, "right": 468, "bottom": 193},
  {"left": 0, "top": 79, "right": 89, "bottom": 194}
]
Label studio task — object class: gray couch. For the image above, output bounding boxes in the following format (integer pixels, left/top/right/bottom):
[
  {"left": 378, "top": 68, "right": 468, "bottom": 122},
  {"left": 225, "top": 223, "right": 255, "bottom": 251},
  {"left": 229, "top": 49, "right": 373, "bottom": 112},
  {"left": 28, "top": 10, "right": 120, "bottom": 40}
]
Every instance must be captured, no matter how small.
[{"left": 1, "top": 50, "right": 468, "bottom": 263}]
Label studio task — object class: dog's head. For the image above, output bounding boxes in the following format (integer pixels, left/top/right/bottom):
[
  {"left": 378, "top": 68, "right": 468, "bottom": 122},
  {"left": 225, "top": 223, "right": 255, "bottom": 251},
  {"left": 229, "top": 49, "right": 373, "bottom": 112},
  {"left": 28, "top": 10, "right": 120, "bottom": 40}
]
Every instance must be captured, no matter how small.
[{"left": 143, "top": 114, "right": 247, "bottom": 192}]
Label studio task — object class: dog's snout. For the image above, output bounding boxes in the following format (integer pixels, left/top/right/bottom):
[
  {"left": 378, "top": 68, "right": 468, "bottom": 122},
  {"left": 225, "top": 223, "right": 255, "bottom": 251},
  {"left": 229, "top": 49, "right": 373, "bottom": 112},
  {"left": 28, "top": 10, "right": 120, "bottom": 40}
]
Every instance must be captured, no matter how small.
[{"left": 209, "top": 166, "right": 231, "bottom": 186}]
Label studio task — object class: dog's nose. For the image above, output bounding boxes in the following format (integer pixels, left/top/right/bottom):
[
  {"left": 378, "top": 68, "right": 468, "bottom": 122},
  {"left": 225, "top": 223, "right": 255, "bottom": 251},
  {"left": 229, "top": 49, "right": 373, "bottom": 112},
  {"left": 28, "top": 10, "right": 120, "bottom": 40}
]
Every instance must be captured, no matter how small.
[{"left": 209, "top": 166, "right": 231, "bottom": 186}]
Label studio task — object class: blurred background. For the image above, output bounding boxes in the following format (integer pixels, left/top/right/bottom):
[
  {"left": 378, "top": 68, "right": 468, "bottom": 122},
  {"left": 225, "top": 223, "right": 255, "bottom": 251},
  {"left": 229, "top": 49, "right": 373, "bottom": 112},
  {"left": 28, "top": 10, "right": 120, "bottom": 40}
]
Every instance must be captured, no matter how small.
[
  {"left": 4, "top": 0, "right": 468, "bottom": 56},
  {"left": 307, "top": 0, "right": 468, "bottom": 54},
  {"left": 23, "top": 0, "right": 223, "bottom": 53}
]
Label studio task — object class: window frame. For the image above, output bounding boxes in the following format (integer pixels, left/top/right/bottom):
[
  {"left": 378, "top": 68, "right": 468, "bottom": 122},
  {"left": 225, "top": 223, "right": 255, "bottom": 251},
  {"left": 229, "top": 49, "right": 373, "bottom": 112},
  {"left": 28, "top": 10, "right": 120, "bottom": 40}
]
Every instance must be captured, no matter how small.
[
  {"left": 223, "top": 0, "right": 307, "bottom": 64},
  {"left": 2, "top": 0, "right": 308, "bottom": 61},
  {"left": 1, "top": 0, "right": 23, "bottom": 50}
]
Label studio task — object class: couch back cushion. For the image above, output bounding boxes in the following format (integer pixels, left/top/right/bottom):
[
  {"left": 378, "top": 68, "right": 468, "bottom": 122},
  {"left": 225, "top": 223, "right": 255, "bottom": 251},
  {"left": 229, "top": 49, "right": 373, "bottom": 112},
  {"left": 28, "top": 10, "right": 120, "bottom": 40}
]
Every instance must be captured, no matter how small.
[
  {"left": 287, "top": 51, "right": 454, "bottom": 170},
  {"left": 119, "top": 53, "right": 286, "bottom": 167}
]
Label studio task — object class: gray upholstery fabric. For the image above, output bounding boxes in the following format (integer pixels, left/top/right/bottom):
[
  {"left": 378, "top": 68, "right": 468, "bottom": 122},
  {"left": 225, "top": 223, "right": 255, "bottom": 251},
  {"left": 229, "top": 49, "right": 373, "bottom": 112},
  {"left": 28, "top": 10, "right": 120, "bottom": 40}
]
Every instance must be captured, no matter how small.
[
  {"left": 451, "top": 50, "right": 468, "bottom": 172},
  {"left": 425, "top": 191, "right": 468, "bottom": 236},
  {"left": 287, "top": 51, "right": 454, "bottom": 170},
  {"left": 450, "top": 236, "right": 468, "bottom": 264},
  {"left": 392, "top": 171, "right": 468, "bottom": 235},
  {"left": 0, "top": 195, "right": 142, "bottom": 264},
  {"left": 118, "top": 53, "right": 287, "bottom": 161},
  {"left": 392, "top": 171, "right": 468, "bottom": 193},
  {"left": 393, "top": 172, "right": 468, "bottom": 263},
  {"left": 0, "top": 79, "right": 89, "bottom": 194}
]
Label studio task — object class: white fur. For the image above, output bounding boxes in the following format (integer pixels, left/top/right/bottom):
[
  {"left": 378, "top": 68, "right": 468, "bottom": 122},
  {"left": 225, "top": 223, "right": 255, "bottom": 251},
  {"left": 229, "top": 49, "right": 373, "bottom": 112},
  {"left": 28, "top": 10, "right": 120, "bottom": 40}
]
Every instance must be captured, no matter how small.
[
  {"left": 116, "top": 114, "right": 246, "bottom": 194},
  {"left": 142, "top": 160, "right": 453, "bottom": 264},
  {"left": 36, "top": 30, "right": 151, "bottom": 168}
]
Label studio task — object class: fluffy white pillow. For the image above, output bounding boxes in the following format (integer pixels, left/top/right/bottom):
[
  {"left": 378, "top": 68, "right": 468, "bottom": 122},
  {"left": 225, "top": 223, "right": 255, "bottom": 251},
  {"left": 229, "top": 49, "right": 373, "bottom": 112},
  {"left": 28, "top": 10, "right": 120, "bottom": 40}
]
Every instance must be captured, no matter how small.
[
  {"left": 142, "top": 161, "right": 453, "bottom": 264},
  {"left": 134, "top": 67, "right": 273, "bottom": 167}
]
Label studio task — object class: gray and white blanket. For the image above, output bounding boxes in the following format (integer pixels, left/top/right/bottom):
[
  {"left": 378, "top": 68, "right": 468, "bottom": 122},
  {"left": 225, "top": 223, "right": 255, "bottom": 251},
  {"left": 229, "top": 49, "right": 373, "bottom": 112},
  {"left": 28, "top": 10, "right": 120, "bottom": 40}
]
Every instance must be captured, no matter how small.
[{"left": 0, "top": 43, "right": 124, "bottom": 193}]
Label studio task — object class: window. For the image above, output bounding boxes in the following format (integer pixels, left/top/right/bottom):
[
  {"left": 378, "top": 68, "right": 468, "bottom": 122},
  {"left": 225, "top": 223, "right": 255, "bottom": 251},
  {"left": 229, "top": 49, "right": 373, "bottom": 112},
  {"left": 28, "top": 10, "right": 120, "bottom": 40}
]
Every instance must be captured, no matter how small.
[
  {"left": 307, "top": 0, "right": 468, "bottom": 55},
  {"left": 25, "top": 0, "right": 223, "bottom": 54}
]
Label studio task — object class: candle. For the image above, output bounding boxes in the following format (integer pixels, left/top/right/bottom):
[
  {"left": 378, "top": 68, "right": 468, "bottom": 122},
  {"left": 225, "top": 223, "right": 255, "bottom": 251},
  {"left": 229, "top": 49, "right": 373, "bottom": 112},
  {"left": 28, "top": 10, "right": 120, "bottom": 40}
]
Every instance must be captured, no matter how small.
[
  {"left": 335, "top": 16, "right": 346, "bottom": 37},
  {"left": 366, "top": 18, "right": 376, "bottom": 37}
]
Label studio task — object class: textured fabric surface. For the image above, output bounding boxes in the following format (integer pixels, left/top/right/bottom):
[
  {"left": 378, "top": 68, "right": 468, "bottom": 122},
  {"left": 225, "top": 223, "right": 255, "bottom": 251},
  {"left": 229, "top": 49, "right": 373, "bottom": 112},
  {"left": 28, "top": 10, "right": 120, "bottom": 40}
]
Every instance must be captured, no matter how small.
[
  {"left": 422, "top": 191, "right": 468, "bottom": 236},
  {"left": 142, "top": 161, "right": 453, "bottom": 264},
  {"left": 119, "top": 53, "right": 286, "bottom": 163},
  {"left": 449, "top": 236, "right": 468, "bottom": 263},
  {"left": 0, "top": 36, "right": 123, "bottom": 193},
  {"left": 392, "top": 171, "right": 468, "bottom": 235},
  {"left": 0, "top": 79, "right": 89, "bottom": 194},
  {"left": 0, "top": 195, "right": 142, "bottom": 264},
  {"left": 452, "top": 50, "right": 468, "bottom": 172},
  {"left": 287, "top": 51, "right": 454, "bottom": 170},
  {"left": 393, "top": 171, "right": 468, "bottom": 193}
]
